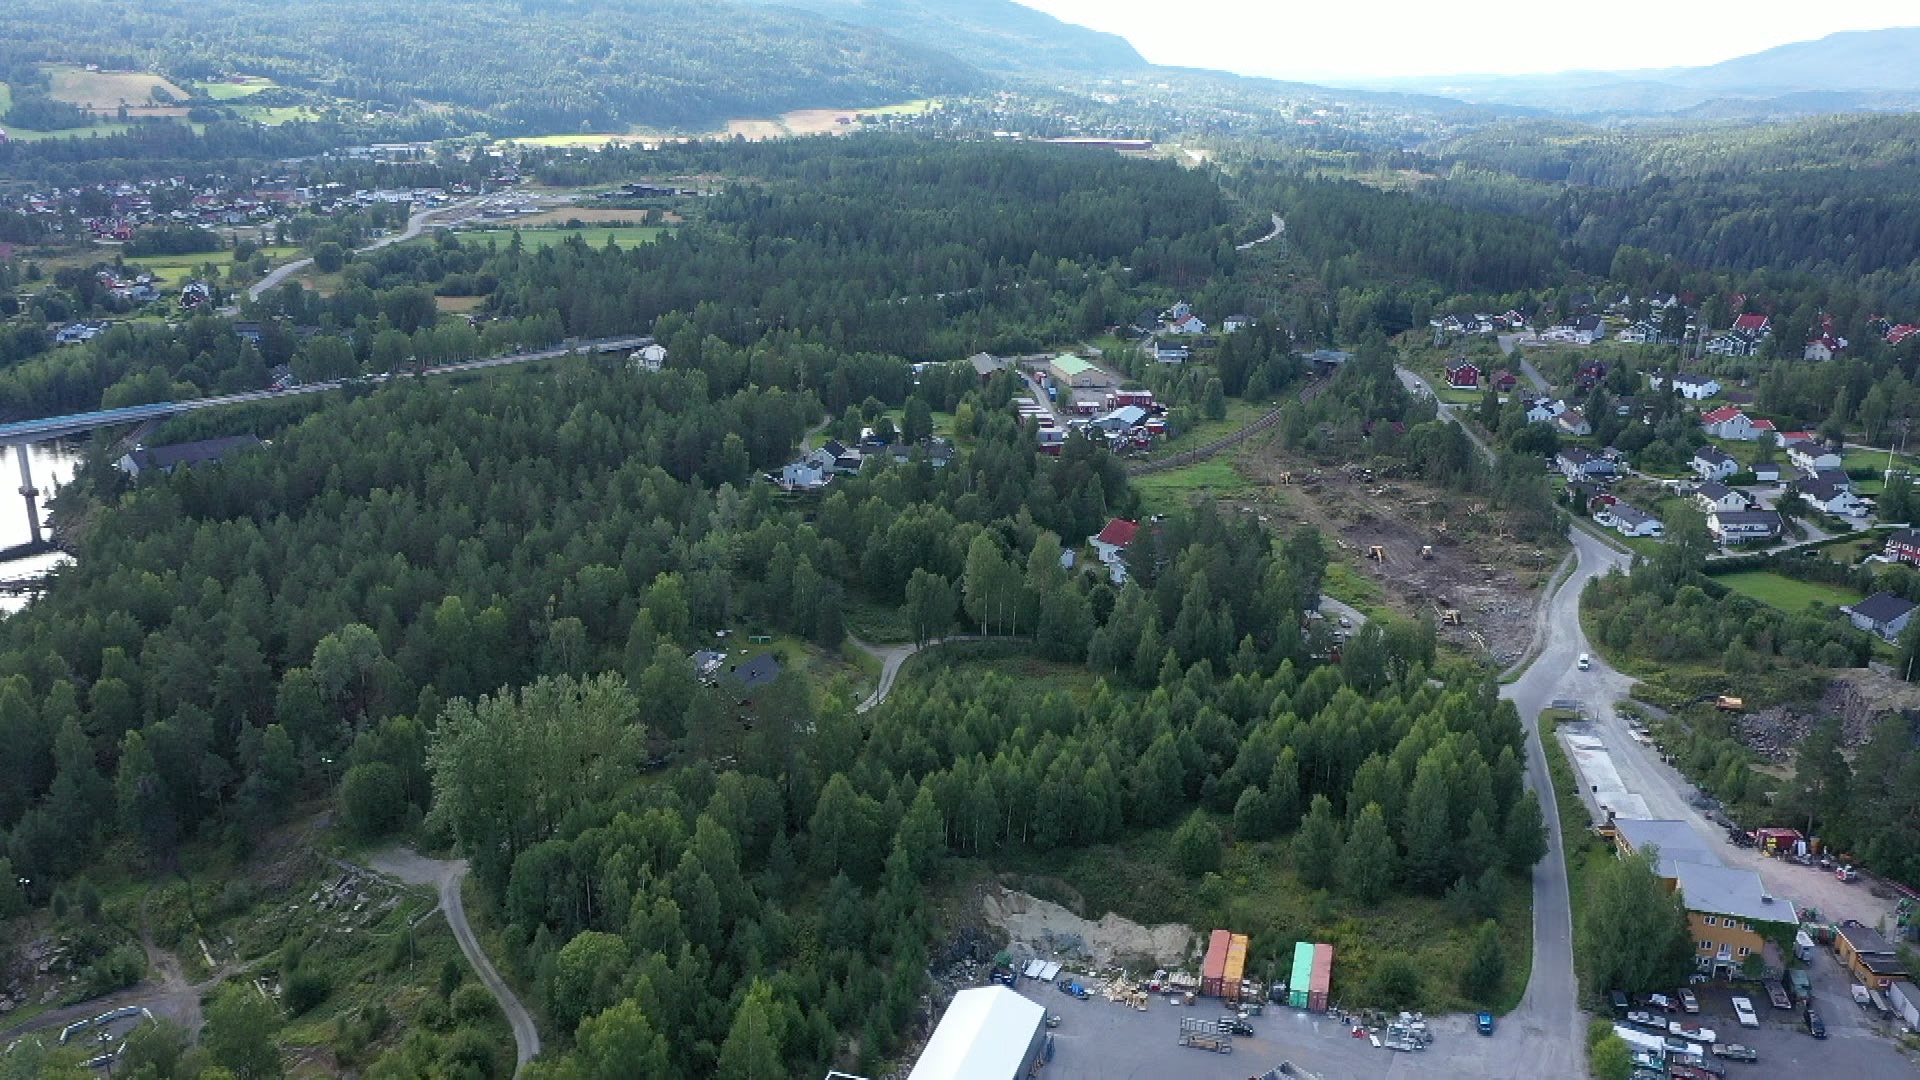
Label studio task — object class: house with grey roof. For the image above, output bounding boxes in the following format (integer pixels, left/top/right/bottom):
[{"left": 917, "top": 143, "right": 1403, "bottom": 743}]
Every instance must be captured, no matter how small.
[{"left": 1843, "top": 591, "right": 1916, "bottom": 641}]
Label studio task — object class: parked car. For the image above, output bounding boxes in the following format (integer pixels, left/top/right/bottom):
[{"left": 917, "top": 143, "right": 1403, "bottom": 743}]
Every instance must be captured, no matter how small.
[
  {"left": 1850, "top": 983, "right": 1871, "bottom": 1005},
  {"left": 1669, "top": 1020, "right": 1717, "bottom": 1044},
  {"left": 1805, "top": 1007, "right": 1826, "bottom": 1038},
  {"left": 1836, "top": 865, "right": 1859, "bottom": 882},
  {"left": 1628, "top": 1010, "right": 1666, "bottom": 1031},
  {"left": 1731, "top": 997, "right": 1758, "bottom": 1028},
  {"left": 1608, "top": 989, "right": 1631, "bottom": 1013},
  {"left": 1648, "top": 993, "right": 1678, "bottom": 1012},
  {"left": 1712, "top": 1043, "right": 1759, "bottom": 1062},
  {"left": 1477, "top": 1011, "right": 1495, "bottom": 1035},
  {"left": 1679, "top": 988, "right": 1700, "bottom": 1013}
]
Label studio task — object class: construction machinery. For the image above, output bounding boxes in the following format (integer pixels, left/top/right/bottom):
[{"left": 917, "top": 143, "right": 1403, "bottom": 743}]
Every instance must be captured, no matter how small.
[
  {"left": 1420, "top": 545, "right": 1434, "bottom": 559},
  {"left": 1367, "top": 545, "right": 1386, "bottom": 562},
  {"left": 1440, "top": 610, "right": 1462, "bottom": 626}
]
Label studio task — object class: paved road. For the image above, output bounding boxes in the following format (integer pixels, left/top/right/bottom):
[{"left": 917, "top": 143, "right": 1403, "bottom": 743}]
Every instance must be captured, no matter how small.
[
  {"left": 1496, "top": 527, "right": 1633, "bottom": 1076},
  {"left": 1235, "top": 212, "right": 1286, "bottom": 252},
  {"left": 1396, "top": 365, "right": 1495, "bottom": 461},
  {"left": 370, "top": 848, "right": 541, "bottom": 1075},
  {"left": 1518, "top": 358, "right": 1550, "bottom": 395},
  {"left": 248, "top": 196, "right": 487, "bottom": 302}
]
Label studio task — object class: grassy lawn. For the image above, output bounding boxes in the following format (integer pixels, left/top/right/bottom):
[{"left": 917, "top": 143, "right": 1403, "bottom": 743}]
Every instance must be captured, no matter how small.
[
  {"left": 1150, "top": 398, "right": 1264, "bottom": 458},
  {"left": 843, "top": 595, "right": 912, "bottom": 645},
  {"left": 1322, "top": 560, "right": 1390, "bottom": 621},
  {"left": 446, "top": 226, "right": 666, "bottom": 251},
  {"left": 988, "top": 819, "right": 1534, "bottom": 1014},
  {"left": 1842, "top": 445, "right": 1920, "bottom": 476},
  {"left": 231, "top": 104, "right": 319, "bottom": 125},
  {"left": 1712, "top": 570, "right": 1862, "bottom": 611},
  {"left": 122, "top": 252, "right": 222, "bottom": 285},
  {"left": 1133, "top": 459, "right": 1256, "bottom": 514},
  {"left": 859, "top": 98, "right": 942, "bottom": 117},
  {"left": 1, "top": 121, "right": 144, "bottom": 141}
]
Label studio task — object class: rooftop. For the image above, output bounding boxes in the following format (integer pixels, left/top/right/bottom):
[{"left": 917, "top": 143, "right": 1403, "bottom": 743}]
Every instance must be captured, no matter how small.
[
  {"left": 1050, "top": 354, "right": 1095, "bottom": 377},
  {"left": 907, "top": 986, "right": 1045, "bottom": 1080},
  {"left": 1846, "top": 591, "right": 1916, "bottom": 626},
  {"left": 1613, "top": 818, "right": 1796, "bottom": 925}
]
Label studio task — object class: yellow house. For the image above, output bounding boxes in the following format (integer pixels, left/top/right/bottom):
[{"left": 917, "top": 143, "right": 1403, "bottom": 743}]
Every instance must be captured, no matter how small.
[
  {"left": 1610, "top": 818, "right": 1798, "bottom": 975},
  {"left": 1834, "top": 923, "right": 1911, "bottom": 992}
]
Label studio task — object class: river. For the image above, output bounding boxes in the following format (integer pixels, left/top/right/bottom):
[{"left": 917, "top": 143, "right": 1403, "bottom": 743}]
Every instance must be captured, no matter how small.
[{"left": 0, "top": 440, "right": 86, "bottom": 614}]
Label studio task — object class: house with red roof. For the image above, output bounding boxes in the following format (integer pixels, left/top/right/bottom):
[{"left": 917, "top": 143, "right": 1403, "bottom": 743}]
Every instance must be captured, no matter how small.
[
  {"left": 1089, "top": 518, "right": 1139, "bottom": 583},
  {"left": 1805, "top": 334, "right": 1847, "bottom": 362},
  {"left": 1888, "top": 324, "right": 1920, "bottom": 347},
  {"left": 1490, "top": 369, "right": 1518, "bottom": 393},
  {"left": 1732, "top": 313, "right": 1772, "bottom": 336},
  {"left": 1700, "top": 405, "right": 1761, "bottom": 441}
]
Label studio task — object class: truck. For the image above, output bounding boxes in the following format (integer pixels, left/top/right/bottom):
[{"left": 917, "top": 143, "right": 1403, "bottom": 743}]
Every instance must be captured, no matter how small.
[
  {"left": 1763, "top": 980, "right": 1791, "bottom": 1010},
  {"left": 1178, "top": 1032, "right": 1233, "bottom": 1053}
]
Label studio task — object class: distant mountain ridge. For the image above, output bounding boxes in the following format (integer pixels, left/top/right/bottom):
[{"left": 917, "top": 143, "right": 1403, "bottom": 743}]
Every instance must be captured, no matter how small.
[
  {"left": 1364, "top": 26, "right": 1920, "bottom": 118},
  {"left": 744, "top": 0, "right": 1146, "bottom": 73}
]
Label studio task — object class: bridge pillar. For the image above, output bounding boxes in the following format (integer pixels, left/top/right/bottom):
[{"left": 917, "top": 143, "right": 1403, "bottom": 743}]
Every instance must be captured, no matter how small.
[{"left": 15, "top": 444, "right": 42, "bottom": 547}]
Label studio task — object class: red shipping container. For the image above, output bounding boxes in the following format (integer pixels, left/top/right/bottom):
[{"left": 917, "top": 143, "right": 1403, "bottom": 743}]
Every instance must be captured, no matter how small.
[
  {"left": 1308, "top": 943, "right": 1333, "bottom": 1012},
  {"left": 1201, "top": 929, "right": 1231, "bottom": 998}
]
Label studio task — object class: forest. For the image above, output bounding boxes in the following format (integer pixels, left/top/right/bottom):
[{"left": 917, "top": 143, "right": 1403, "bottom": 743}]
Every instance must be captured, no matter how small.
[{"left": 0, "top": 0, "right": 980, "bottom": 133}]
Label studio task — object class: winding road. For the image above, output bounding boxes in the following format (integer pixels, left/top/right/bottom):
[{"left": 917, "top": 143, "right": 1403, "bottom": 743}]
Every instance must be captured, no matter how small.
[
  {"left": 248, "top": 195, "right": 488, "bottom": 302},
  {"left": 370, "top": 848, "right": 541, "bottom": 1076}
]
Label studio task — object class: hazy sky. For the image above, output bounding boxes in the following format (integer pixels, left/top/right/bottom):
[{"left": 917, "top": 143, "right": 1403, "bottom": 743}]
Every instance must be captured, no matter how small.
[{"left": 1016, "top": 0, "right": 1918, "bottom": 82}]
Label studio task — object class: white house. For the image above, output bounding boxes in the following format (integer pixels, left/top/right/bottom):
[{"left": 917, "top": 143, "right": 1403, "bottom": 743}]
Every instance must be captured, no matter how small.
[
  {"left": 1707, "top": 509, "right": 1784, "bottom": 544},
  {"left": 1556, "top": 447, "right": 1616, "bottom": 481},
  {"left": 1694, "top": 481, "right": 1749, "bottom": 514},
  {"left": 1843, "top": 591, "right": 1917, "bottom": 641},
  {"left": 1555, "top": 408, "right": 1592, "bottom": 436},
  {"left": 1223, "top": 314, "right": 1253, "bottom": 333},
  {"left": 1526, "top": 397, "right": 1567, "bottom": 424},
  {"left": 778, "top": 460, "right": 831, "bottom": 491},
  {"left": 1699, "top": 405, "right": 1760, "bottom": 441},
  {"left": 1691, "top": 446, "right": 1740, "bottom": 482},
  {"left": 1796, "top": 477, "right": 1868, "bottom": 518},
  {"left": 1651, "top": 373, "right": 1721, "bottom": 400},
  {"left": 1606, "top": 503, "right": 1664, "bottom": 538},
  {"left": 1704, "top": 333, "right": 1758, "bottom": 358},
  {"left": 1089, "top": 518, "right": 1139, "bottom": 583},
  {"left": 1785, "top": 441, "right": 1844, "bottom": 471},
  {"left": 1166, "top": 313, "right": 1207, "bottom": 335},
  {"left": 1751, "top": 461, "right": 1783, "bottom": 484}
]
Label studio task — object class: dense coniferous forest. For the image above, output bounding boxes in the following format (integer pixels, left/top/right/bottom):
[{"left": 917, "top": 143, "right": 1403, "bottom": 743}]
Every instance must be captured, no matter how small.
[{"left": 0, "top": 0, "right": 981, "bottom": 132}]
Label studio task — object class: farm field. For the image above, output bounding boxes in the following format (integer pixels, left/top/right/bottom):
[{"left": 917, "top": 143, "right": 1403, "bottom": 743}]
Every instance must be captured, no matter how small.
[
  {"left": 44, "top": 65, "right": 186, "bottom": 111},
  {"left": 196, "top": 75, "right": 276, "bottom": 100},
  {"left": 1133, "top": 458, "right": 1254, "bottom": 514},
  {"left": 1712, "top": 570, "right": 1862, "bottom": 612},
  {"left": 447, "top": 225, "right": 666, "bottom": 250},
  {"left": 230, "top": 105, "right": 318, "bottom": 125},
  {"left": 507, "top": 207, "right": 678, "bottom": 227}
]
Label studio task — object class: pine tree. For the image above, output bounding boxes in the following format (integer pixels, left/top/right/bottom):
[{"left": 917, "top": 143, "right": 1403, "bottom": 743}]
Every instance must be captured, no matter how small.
[
  {"left": 1461, "top": 919, "right": 1506, "bottom": 1000},
  {"left": 1337, "top": 802, "right": 1396, "bottom": 904},
  {"left": 1294, "top": 794, "right": 1341, "bottom": 890}
]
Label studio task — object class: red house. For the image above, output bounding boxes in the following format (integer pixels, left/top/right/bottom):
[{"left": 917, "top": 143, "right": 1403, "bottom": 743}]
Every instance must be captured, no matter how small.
[
  {"left": 1445, "top": 360, "right": 1481, "bottom": 389},
  {"left": 1732, "top": 313, "right": 1772, "bottom": 336},
  {"left": 1888, "top": 528, "right": 1920, "bottom": 566},
  {"left": 1490, "top": 369, "right": 1518, "bottom": 392}
]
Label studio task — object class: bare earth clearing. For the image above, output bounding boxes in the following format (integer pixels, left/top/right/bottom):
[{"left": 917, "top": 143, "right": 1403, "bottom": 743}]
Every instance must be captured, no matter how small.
[{"left": 980, "top": 887, "right": 1197, "bottom": 971}]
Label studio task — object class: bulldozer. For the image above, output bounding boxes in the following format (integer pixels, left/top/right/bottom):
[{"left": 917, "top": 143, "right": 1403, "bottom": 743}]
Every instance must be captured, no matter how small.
[
  {"left": 1440, "top": 609, "right": 1462, "bottom": 626},
  {"left": 1367, "top": 545, "right": 1387, "bottom": 562}
]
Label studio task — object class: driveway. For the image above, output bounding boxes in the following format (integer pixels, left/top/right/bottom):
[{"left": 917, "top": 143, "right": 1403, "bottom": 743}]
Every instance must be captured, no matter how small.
[{"left": 370, "top": 848, "right": 541, "bottom": 1075}]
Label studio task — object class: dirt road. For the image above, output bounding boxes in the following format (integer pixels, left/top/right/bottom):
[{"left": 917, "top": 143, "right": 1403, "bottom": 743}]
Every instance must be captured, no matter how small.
[{"left": 369, "top": 848, "right": 541, "bottom": 1075}]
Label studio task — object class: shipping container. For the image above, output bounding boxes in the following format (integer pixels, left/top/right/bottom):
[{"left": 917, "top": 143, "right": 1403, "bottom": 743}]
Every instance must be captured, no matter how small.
[
  {"left": 1223, "top": 935, "right": 1249, "bottom": 1001},
  {"left": 1202, "top": 929, "right": 1231, "bottom": 998},
  {"left": 1289, "top": 942, "right": 1314, "bottom": 1009},
  {"left": 1309, "top": 943, "right": 1333, "bottom": 1012}
]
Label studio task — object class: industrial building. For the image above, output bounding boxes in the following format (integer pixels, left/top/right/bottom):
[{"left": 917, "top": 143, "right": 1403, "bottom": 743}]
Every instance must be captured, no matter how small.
[
  {"left": 907, "top": 986, "right": 1046, "bottom": 1080},
  {"left": 1607, "top": 818, "right": 1797, "bottom": 976}
]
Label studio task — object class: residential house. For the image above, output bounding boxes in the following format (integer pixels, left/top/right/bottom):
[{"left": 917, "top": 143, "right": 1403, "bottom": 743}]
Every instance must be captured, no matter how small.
[
  {"left": 1525, "top": 397, "right": 1566, "bottom": 424},
  {"left": 1490, "top": 369, "right": 1519, "bottom": 393},
  {"left": 1092, "top": 405, "right": 1148, "bottom": 433},
  {"left": 1607, "top": 818, "right": 1798, "bottom": 977},
  {"left": 1887, "top": 323, "right": 1920, "bottom": 347},
  {"left": 1222, "top": 314, "right": 1253, "bottom": 333},
  {"left": 1775, "top": 429, "right": 1818, "bottom": 448},
  {"left": 1796, "top": 476, "right": 1868, "bottom": 518},
  {"left": 1804, "top": 335, "right": 1846, "bottom": 362},
  {"left": 778, "top": 459, "right": 831, "bottom": 491},
  {"left": 232, "top": 322, "right": 265, "bottom": 346},
  {"left": 689, "top": 650, "right": 726, "bottom": 682},
  {"left": 1166, "top": 313, "right": 1207, "bottom": 335},
  {"left": 1445, "top": 360, "right": 1482, "bottom": 389},
  {"left": 1555, "top": 408, "right": 1592, "bottom": 436},
  {"left": 1707, "top": 509, "right": 1784, "bottom": 544},
  {"left": 634, "top": 343, "right": 668, "bottom": 372},
  {"left": 1606, "top": 503, "right": 1664, "bottom": 538},
  {"left": 1699, "top": 405, "right": 1761, "bottom": 441},
  {"left": 1651, "top": 373, "right": 1721, "bottom": 400},
  {"left": 1694, "top": 481, "right": 1749, "bottom": 514},
  {"left": 1570, "top": 313, "right": 1607, "bottom": 342},
  {"left": 1732, "top": 313, "right": 1772, "bottom": 337},
  {"left": 1150, "top": 337, "right": 1190, "bottom": 363},
  {"left": 1751, "top": 461, "right": 1783, "bottom": 484},
  {"left": 117, "top": 434, "right": 264, "bottom": 478},
  {"left": 1556, "top": 447, "right": 1616, "bottom": 481},
  {"left": 723, "top": 653, "right": 783, "bottom": 704},
  {"left": 1885, "top": 528, "right": 1920, "bottom": 565},
  {"left": 817, "top": 440, "right": 865, "bottom": 474},
  {"left": 1704, "top": 332, "right": 1758, "bottom": 358},
  {"left": 888, "top": 437, "right": 955, "bottom": 468},
  {"left": 1088, "top": 518, "right": 1139, "bottom": 583},
  {"left": 1806, "top": 466, "right": 1852, "bottom": 491},
  {"left": 1833, "top": 923, "right": 1912, "bottom": 992},
  {"left": 1843, "top": 592, "right": 1917, "bottom": 642},
  {"left": 1691, "top": 446, "right": 1740, "bottom": 482},
  {"left": 1785, "top": 440, "right": 1844, "bottom": 471},
  {"left": 1615, "top": 320, "right": 1663, "bottom": 344}
]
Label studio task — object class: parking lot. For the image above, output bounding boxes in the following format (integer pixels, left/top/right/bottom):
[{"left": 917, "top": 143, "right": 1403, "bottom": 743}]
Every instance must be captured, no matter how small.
[
  {"left": 1018, "top": 986, "right": 1573, "bottom": 1079},
  {"left": 1648, "top": 949, "right": 1916, "bottom": 1078},
  {"left": 1017, "top": 943, "right": 1918, "bottom": 1080}
]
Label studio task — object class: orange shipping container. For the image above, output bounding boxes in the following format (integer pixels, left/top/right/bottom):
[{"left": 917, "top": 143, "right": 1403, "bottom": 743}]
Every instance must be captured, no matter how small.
[
  {"left": 1223, "top": 934, "right": 1249, "bottom": 1002},
  {"left": 1201, "top": 929, "right": 1231, "bottom": 997}
]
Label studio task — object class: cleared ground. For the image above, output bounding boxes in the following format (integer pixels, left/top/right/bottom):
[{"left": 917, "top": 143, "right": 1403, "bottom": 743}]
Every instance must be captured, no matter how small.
[{"left": 45, "top": 65, "right": 186, "bottom": 112}]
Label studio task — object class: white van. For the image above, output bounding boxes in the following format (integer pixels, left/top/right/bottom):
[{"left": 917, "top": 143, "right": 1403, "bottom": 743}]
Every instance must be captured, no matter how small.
[{"left": 1578, "top": 653, "right": 1591, "bottom": 671}]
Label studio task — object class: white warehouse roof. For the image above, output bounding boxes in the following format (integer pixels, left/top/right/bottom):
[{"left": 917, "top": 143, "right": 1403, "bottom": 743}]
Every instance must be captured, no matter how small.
[{"left": 908, "top": 986, "right": 1044, "bottom": 1080}]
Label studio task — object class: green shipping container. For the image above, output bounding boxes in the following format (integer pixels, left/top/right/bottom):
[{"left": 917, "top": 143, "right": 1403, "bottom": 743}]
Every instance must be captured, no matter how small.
[{"left": 1289, "top": 941, "right": 1314, "bottom": 1008}]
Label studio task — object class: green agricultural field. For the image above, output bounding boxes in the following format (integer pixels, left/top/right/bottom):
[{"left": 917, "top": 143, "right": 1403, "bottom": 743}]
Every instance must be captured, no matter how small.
[
  {"left": 44, "top": 64, "right": 187, "bottom": 109},
  {"left": 447, "top": 226, "right": 666, "bottom": 250},
  {"left": 198, "top": 76, "right": 277, "bottom": 100},
  {"left": 1, "top": 121, "right": 140, "bottom": 141},
  {"left": 1712, "top": 570, "right": 1862, "bottom": 612},
  {"left": 231, "top": 105, "right": 318, "bottom": 125},
  {"left": 123, "top": 253, "right": 223, "bottom": 285},
  {"left": 859, "top": 98, "right": 941, "bottom": 117}
]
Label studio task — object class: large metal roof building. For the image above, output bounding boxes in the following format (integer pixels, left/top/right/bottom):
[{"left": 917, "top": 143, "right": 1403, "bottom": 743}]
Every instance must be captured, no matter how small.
[{"left": 907, "top": 986, "right": 1046, "bottom": 1080}]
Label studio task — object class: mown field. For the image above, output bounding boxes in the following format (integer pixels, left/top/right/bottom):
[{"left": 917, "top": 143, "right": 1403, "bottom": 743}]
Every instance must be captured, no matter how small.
[
  {"left": 1712, "top": 570, "right": 1862, "bottom": 612},
  {"left": 45, "top": 65, "right": 186, "bottom": 110}
]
